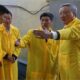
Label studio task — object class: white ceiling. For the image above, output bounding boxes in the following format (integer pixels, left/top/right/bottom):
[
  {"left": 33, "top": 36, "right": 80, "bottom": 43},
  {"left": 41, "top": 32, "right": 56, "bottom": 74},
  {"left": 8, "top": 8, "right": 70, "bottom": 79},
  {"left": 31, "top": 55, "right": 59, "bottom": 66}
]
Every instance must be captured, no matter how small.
[{"left": 0, "top": 0, "right": 48, "bottom": 11}]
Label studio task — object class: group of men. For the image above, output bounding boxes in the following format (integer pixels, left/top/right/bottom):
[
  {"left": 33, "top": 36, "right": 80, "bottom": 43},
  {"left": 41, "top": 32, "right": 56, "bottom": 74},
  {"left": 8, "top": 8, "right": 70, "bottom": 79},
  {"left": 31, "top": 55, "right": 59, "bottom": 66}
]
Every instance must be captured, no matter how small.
[{"left": 0, "top": 3, "right": 80, "bottom": 80}]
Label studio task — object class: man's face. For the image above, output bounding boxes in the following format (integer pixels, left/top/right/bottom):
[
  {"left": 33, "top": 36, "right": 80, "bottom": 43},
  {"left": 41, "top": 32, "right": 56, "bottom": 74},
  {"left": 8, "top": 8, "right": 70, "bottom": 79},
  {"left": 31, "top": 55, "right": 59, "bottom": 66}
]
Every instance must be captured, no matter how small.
[
  {"left": 2, "top": 13, "right": 12, "bottom": 26},
  {"left": 59, "top": 6, "right": 74, "bottom": 24},
  {"left": 40, "top": 16, "right": 52, "bottom": 29}
]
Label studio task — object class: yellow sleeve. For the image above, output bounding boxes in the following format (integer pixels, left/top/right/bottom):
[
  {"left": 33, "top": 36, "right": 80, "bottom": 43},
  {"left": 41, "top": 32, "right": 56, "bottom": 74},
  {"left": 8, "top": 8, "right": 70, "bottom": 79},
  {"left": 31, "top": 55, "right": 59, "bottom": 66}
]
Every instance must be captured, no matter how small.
[
  {"left": 0, "top": 44, "right": 4, "bottom": 61},
  {"left": 19, "top": 30, "right": 32, "bottom": 48},
  {"left": 58, "top": 24, "right": 80, "bottom": 40},
  {"left": 14, "top": 48, "right": 21, "bottom": 57}
]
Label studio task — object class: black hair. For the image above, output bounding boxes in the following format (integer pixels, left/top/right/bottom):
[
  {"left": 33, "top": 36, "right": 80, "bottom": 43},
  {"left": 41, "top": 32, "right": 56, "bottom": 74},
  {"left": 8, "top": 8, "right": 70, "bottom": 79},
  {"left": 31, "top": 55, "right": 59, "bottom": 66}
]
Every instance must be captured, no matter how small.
[
  {"left": 5, "top": 10, "right": 12, "bottom": 17},
  {"left": 0, "top": 5, "right": 9, "bottom": 15},
  {"left": 40, "top": 12, "right": 54, "bottom": 21}
]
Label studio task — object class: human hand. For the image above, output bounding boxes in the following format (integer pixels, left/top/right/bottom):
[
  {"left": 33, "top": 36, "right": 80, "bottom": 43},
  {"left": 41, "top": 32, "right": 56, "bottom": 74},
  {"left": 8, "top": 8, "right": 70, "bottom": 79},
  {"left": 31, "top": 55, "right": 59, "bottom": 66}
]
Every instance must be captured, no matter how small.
[
  {"left": 7, "top": 55, "right": 15, "bottom": 63},
  {"left": 33, "top": 29, "right": 51, "bottom": 39},
  {"left": 15, "top": 39, "right": 20, "bottom": 46}
]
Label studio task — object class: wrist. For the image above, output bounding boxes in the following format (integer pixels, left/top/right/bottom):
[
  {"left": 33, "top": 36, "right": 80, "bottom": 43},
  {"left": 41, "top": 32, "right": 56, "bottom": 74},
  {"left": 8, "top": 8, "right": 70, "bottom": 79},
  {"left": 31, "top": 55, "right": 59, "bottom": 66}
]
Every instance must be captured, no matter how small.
[
  {"left": 48, "top": 32, "right": 53, "bottom": 39},
  {"left": 51, "top": 31, "right": 59, "bottom": 40},
  {"left": 0, "top": 62, "right": 2, "bottom": 66}
]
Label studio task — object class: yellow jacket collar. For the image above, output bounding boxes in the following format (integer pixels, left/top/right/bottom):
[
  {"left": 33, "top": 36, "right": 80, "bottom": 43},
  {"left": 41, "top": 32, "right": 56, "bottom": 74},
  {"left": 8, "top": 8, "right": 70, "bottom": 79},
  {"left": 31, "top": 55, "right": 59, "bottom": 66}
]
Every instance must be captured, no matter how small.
[
  {"left": 64, "top": 17, "right": 79, "bottom": 28},
  {"left": 1, "top": 23, "right": 13, "bottom": 31}
]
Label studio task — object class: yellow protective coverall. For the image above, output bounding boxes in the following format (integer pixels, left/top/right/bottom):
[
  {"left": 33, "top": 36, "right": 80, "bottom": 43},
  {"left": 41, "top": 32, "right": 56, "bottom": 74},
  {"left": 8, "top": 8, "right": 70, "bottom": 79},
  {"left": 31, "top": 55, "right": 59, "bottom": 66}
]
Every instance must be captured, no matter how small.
[
  {"left": 20, "top": 28, "right": 59, "bottom": 80},
  {"left": 0, "top": 32, "right": 5, "bottom": 80},
  {"left": 58, "top": 18, "right": 80, "bottom": 80},
  {"left": 0, "top": 24, "right": 20, "bottom": 80}
]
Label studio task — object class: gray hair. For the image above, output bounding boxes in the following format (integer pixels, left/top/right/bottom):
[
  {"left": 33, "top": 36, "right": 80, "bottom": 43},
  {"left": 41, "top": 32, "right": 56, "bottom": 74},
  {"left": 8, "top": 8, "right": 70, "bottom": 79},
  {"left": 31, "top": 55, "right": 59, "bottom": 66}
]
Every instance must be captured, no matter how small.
[{"left": 60, "top": 3, "right": 77, "bottom": 16}]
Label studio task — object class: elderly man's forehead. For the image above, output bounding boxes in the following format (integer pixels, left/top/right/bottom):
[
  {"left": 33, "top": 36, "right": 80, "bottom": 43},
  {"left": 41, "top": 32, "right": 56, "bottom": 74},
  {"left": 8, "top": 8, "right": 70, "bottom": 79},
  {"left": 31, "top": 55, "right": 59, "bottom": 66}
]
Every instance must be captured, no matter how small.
[
  {"left": 60, "top": 6, "right": 71, "bottom": 10},
  {"left": 59, "top": 6, "right": 71, "bottom": 12}
]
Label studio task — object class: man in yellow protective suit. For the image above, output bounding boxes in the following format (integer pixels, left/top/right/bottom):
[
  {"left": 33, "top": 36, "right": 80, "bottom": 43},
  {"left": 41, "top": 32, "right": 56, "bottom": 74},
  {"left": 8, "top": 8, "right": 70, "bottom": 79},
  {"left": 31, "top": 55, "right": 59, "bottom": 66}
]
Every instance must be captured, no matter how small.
[
  {"left": 0, "top": 5, "right": 11, "bottom": 80},
  {"left": 0, "top": 10, "right": 20, "bottom": 80},
  {"left": 15, "top": 12, "right": 59, "bottom": 80},
  {"left": 33, "top": 3, "right": 80, "bottom": 80}
]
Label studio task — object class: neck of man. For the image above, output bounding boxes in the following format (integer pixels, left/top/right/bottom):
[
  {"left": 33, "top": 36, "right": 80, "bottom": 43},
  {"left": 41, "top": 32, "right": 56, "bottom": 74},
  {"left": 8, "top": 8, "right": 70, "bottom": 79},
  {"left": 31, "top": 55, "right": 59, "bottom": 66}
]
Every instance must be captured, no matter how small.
[
  {"left": 6, "top": 26, "right": 10, "bottom": 32},
  {"left": 4, "top": 24, "right": 10, "bottom": 32}
]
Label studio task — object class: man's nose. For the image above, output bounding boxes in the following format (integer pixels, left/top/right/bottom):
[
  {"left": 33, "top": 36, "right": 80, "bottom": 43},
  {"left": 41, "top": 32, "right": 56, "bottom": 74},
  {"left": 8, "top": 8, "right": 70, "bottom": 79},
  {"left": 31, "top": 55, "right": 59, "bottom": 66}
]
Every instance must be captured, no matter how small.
[
  {"left": 43, "top": 21, "right": 46, "bottom": 24},
  {"left": 6, "top": 19, "right": 10, "bottom": 22}
]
